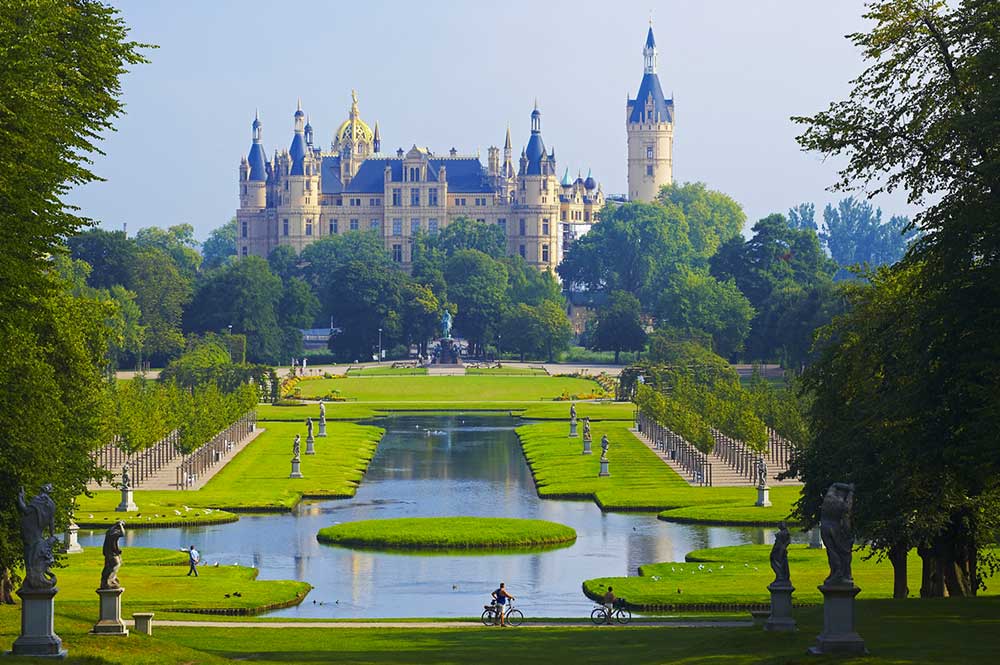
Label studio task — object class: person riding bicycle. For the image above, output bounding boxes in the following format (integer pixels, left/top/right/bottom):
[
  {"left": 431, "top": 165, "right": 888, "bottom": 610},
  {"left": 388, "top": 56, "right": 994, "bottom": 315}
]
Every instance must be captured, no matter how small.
[
  {"left": 491, "top": 582, "right": 516, "bottom": 627},
  {"left": 602, "top": 586, "right": 617, "bottom": 624}
]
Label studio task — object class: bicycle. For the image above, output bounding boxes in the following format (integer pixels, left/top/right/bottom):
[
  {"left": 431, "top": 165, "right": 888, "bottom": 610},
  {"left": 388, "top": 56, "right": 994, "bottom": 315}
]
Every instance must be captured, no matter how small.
[
  {"left": 481, "top": 600, "right": 524, "bottom": 627},
  {"left": 590, "top": 601, "right": 631, "bottom": 625}
]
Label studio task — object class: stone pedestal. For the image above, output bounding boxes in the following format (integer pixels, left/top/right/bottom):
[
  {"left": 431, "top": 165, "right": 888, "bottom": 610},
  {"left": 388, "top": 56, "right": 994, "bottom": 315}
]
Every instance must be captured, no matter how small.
[
  {"left": 569, "top": 420, "right": 578, "bottom": 437},
  {"left": 91, "top": 587, "right": 128, "bottom": 636},
  {"left": 305, "top": 434, "right": 315, "bottom": 455},
  {"left": 582, "top": 437, "right": 592, "bottom": 455},
  {"left": 598, "top": 459, "right": 610, "bottom": 477},
  {"left": 64, "top": 522, "right": 83, "bottom": 554},
  {"left": 289, "top": 457, "right": 303, "bottom": 479},
  {"left": 9, "top": 587, "right": 66, "bottom": 658},
  {"left": 115, "top": 488, "right": 137, "bottom": 513},
  {"left": 808, "top": 583, "right": 866, "bottom": 655},
  {"left": 132, "top": 612, "right": 154, "bottom": 636},
  {"left": 808, "top": 528, "right": 824, "bottom": 549},
  {"left": 318, "top": 417, "right": 327, "bottom": 437},
  {"left": 765, "top": 582, "right": 796, "bottom": 632},
  {"left": 756, "top": 486, "right": 771, "bottom": 507}
]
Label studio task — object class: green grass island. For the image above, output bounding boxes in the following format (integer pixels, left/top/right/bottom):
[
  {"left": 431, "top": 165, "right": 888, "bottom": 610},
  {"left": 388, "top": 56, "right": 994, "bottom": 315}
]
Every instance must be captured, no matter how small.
[{"left": 316, "top": 517, "right": 577, "bottom": 552}]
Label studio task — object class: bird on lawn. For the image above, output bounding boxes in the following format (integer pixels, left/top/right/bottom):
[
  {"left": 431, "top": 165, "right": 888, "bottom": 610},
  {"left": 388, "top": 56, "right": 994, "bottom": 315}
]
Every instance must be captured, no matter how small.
[
  {"left": 183, "top": 505, "right": 190, "bottom": 512},
  {"left": 88, "top": 514, "right": 94, "bottom": 519},
  {"left": 174, "top": 509, "right": 181, "bottom": 516}
]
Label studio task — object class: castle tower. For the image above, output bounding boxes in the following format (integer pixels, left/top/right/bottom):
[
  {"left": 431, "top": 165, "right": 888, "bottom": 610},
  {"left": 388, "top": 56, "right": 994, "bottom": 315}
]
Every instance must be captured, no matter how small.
[
  {"left": 333, "top": 90, "right": 375, "bottom": 185},
  {"left": 627, "top": 24, "right": 674, "bottom": 202},
  {"left": 516, "top": 103, "right": 561, "bottom": 271},
  {"left": 280, "top": 100, "right": 321, "bottom": 253},
  {"left": 238, "top": 111, "right": 268, "bottom": 257}
]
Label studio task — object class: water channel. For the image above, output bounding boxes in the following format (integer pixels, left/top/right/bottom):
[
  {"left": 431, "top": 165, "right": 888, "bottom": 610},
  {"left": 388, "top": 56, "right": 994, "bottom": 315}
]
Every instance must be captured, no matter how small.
[{"left": 80, "top": 414, "right": 787, "bottom": 618}]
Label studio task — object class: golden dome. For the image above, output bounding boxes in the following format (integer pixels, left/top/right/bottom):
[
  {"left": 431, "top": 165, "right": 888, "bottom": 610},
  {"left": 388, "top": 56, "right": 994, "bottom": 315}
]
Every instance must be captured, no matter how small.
[{"left": 335, "top": 90, "right": 374, "bottom": 145}]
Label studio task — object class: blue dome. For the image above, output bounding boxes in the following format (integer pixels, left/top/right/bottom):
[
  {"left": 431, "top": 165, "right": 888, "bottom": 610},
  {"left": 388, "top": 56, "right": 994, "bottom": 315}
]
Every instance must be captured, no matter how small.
[
  {"left": 524, "top": 134, "right": 546, "bottom": 175},
  {"left": 248, "top": 143, "right": 267, "bottom": 182},
  {"left": 584, "top": 175, "right": 596, "bottom": 190}
]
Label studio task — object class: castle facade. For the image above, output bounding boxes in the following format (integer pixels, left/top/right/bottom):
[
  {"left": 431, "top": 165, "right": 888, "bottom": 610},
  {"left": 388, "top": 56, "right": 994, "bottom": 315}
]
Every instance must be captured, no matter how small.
[{"left": 236, "top": 26, "right": 672, "bottom": 270}]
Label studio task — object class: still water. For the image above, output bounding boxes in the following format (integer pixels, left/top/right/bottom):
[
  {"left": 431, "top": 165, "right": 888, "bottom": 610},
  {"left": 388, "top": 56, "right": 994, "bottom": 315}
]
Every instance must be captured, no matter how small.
[{"left": 80, "top": 414, "right": 782, "bottom": 618}]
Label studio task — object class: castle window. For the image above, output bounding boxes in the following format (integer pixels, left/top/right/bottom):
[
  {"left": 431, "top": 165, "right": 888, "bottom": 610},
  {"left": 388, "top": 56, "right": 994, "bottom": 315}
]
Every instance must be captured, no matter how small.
[
  {"left": 585, "top": 211, "right": 591, "bottom": 222},
  {"left": 350, "top": 218, "right": 359, "bottom": 231},
  {"left": 647, "top": 146, "right": 654, "bottom": 159},
  {"left": 336, "top": 198, "right": 343, "bottom": 206},
  {"left": 428, "top": 188, "right": 438, "bottom": 207},
  {"left": 477, "top": 218, "right": 485, "bottom": 223},
  {"left": 497, "top": 218, "right": 507, "bottom": 233},
  {"left": 392, "top": 188, "right": 402, "bottom": 206},
  {"left": 370, "top": 198, "right": 378, "bottom": 207},
  {"left": 283, "top": 219, "right": 289, "bottom": 236},
  {"left": 560, "top": 210, "right": 566, "bottom": 221},
  {"left": 647, "top": 165, "right": 654, "bottom": 176},
  {"left": 519, "top": 219, "right": 526, "bottom": 236},
  {"left": 305, "top": 219, "right": 313, "bottom": 236},
  {"left": 411, "top": 218, "right": 420, "bottom": 234},
  {"left": 392, "top": 244, "right": 403, "bottom": 263},
  {"left": 285, "top": 181, "right": 289, "bottom": 191},
  {"left": 242, "top": 184, "right": 246, "bottom": 196},
  {"left": 519, "top": 245, "right": 526, "bottom": 258},
  {"left": 241, "top": 246, "right": 248, "bottom": 256},
  {"left": 306, "top": 180, "right": 311, "bottom": 191},
  {"left": 409, "top": 167, "right": 420, "bottom": 182},
  {"left": 542, "top": 244, "right": 550, "bottom": 263},
  {"left": 410, "top": 188, "right": 420, "bottom": 206},
  {"left": 392, "top": 218, "right": 403, "bottom": 236},
  {"left": 542, "top": 220, "right": 550, "bottom": 235},
  {"left": 428, "top": 219, "right": 439, "bottom": 234},
  {"left": 241, "top": 221, "right": 248, "bottom": 238},
  {"left": 330, "top": 219, "right": 338, "bottom": 235},
  {"left": 370, "top": 219, "right": 380, "bottom": 232}
]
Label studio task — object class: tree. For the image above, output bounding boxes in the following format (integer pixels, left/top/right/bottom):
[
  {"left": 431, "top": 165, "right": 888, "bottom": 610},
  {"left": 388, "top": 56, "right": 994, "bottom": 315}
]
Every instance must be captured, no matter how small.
[
  {"left": 134, "top": 224, "right": 201, "bottom": 280},
  {"left": 787, "top": 203, "right": 818, "bottom": 231},
  {"left": 130, "top": 247, "right": 192, "bottom": 365},
  {"left": 532, "top": 299, "right": 573, "bottom": 362},
  {"left": 820, "top": 197, "right": 917, "bottom": 278},
  {"left": 400, "top": 281, "right": 440, "bottom": 356},
  {"left": 500, "top": 304, "right": 542, "bottom": 361},
  {"left": 444, "top": 249, "right": 508, "bottom": 355},
  {"left": 66, "top": 229, "right": 137, "bottom": 289},
  {"left": 267, "top": 244, "right": 300, "bottom": 283},
  {"left": 657, "top": 182, "right": 746, "bottom": 262},
  {"left": 655, "top": 267, "right": 753, "bottom": 358},
  {"left": 590, "top": 291, "right": 646, "bottom": 364},
  {"left": 558, "top": 202, "right": 693, "bottom": 301},
  {"left": 431, "top": 217, "right": 506, "bottom": 259},
  {"left": 278, "top": 276, "right": 320, "bottom": 330},
  {"left": 184, "top": 256, "right": 284, "bottom": 364},
  {"left": 791, "top": 0, "right": 1000, "bottom": 597},
  {"left": 0, "top": 0, "right": 146, "bottom": 600},
  {"left": 201, "top": 218, "right": 236, "bottom": 271},
  {"left": 505, "top": 255, "right": 562, "bottom": 306}
]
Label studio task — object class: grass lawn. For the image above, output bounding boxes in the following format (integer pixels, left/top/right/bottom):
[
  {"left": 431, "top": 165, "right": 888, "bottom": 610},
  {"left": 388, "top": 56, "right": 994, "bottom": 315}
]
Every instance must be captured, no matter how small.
[
  {"left": 346, "top": 367, "right": 429, "bottom": 376},
  {"left": 516, "top": 421, "right": 799, "bottom": 518},
  {"left": 583, "top": 544, "right": 998, "bottom": 610},
  {"left": 3, "top": 596, "right": 996, "bottom": 664},
  {"left": 296, "top": 375, "right": 603, "bottom": 401},
  {"left": 76, "top": 421, "right": 383, "bottom": 519},
  {"left": 317, "top": 517, "right": 576, "bottom": 552},
  {"left": 255, "top": 400, "right": 634, "bottom": 423}
]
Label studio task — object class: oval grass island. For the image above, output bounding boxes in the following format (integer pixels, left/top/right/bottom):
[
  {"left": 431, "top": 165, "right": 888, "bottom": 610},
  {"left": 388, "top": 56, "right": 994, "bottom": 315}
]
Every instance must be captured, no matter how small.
[{"left": 316, "top": 517, "right": 577, "bottom": 553}]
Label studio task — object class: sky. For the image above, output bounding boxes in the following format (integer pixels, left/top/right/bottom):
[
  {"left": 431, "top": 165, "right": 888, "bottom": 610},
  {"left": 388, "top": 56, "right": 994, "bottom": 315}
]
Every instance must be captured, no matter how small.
[{"left": 68, "top": 0, "right": 920, "bottom": 242}]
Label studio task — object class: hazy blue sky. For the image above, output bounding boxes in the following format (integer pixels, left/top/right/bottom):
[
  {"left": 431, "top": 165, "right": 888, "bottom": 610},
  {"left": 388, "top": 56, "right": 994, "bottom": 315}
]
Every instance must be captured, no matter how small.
[{"left": 69, "top": 0, "right": 918, "bottom": 241}]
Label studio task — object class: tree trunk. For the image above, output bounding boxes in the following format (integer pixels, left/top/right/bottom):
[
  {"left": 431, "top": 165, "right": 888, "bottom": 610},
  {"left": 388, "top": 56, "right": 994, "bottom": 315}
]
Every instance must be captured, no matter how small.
[
  {"left": 919, "top": 545, "right": 946, "bottom": 597},
  {"left": 1, "top": 568, "right": 15, "bottom": 604},
  {"left": 614, "top": 349, "right": 620, "bottom": 364},
  {"left": 889, "top": 544, "right": 909, "bottom": 599}
]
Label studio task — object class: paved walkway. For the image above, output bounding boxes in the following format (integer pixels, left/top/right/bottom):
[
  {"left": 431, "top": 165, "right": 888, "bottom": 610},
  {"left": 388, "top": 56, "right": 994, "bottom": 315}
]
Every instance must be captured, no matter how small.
[{"left": 138, "top": 619, "right": 752, "bottom": 629}]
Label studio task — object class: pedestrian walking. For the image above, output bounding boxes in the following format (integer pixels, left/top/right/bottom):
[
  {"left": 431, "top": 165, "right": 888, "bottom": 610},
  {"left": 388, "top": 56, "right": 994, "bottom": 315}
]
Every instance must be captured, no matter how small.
[{"left": 182, "top": 544, "right": 200, "bottom": 577}]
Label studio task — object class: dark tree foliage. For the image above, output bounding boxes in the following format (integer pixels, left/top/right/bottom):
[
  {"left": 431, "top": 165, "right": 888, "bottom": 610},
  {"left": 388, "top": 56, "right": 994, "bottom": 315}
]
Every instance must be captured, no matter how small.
[
  {"left": 820, "top": 197, "right": 917, "bottom": 278},
  {"left": 66, "top": 229, "right": 137, "bottom": 289},
  {"left": 656, "top": 182, "right": 746, "bottom": 263},
  {"left": 201, "top": 218, "right": 236, "bottom": 271},
  {"left": 791, "top": 0, "right": 1000, "bottom": 597},
  {"left": 589, "top": 290, "right": 647, "bottom": 364}
]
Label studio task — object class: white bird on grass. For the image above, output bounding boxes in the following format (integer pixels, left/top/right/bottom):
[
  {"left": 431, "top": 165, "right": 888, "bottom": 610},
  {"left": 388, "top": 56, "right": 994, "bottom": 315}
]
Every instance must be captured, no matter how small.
[
  {"left": 174, "top": 509, "right": 182, "bottom": 516},
  {"left": 697, "top": 564, "right": 705, "bottom": 570},
  {"left": 183, "top": 505, "right": 190, "bottom": 512}
]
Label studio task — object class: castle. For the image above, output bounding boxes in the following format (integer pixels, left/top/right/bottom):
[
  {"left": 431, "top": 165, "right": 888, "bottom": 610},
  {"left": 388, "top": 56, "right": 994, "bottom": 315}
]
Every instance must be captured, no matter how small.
[{"left": 236, "top": 25, "right": 673, "bottom": 270}]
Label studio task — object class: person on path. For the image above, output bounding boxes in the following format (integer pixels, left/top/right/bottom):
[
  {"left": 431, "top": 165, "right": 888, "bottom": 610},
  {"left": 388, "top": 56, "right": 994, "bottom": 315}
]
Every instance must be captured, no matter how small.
[
  {"left": 491, "top": 582, "right": 515, "bottom": 627},
  {"left": 602, "top": 586, "right": 617, "bottom": 624},
  {"left": 182, "top": 544, "right": 200, "bottom": 577}
]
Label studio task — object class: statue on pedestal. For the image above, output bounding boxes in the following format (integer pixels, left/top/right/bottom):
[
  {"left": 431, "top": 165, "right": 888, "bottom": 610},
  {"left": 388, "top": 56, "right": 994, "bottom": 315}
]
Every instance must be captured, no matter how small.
[
  {"left": 756, "top": 457, "right": 768, "bottom": 490},
  {"left": 770, "top": 522, "right": 791, "bottom": 585},
  {"left": 583, "top": 418, "right": 591, "bottom": 440},
  {"left": 292, "top": 434, "right": 301, "bottom": 459},
  {"left": 100, "top": 521, "right": 126, "bottom": 590},
  {"left": 120, "top": 464, "right": 131, "bottom": 491},
  {"left": 319, "top": 402, "right": 326, "bottom": 419},
  {"left": 600, "top": 434, "right": 610, "bottom": 460},
  {"left": 570, "top": 404, "right": 577, "bottom": 421},
  {"left": 16, "top": 485, "right": 58, "bottom": 591},
  {"left": 307, "top": 418, "right": 313, "bottom": 438},
  {"left": 440, "top": 310, "right": 453, "bottom": 339},
  {"left": 820, "top": 482, "right": 856, "bottom": 585}
]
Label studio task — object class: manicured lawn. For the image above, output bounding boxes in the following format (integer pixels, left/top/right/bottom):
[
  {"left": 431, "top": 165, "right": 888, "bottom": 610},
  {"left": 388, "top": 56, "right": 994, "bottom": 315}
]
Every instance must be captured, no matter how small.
[
  {"left": 256, "top": 400, "right": 634, "bottom": 423},
  {"left": 516, "top": 421, "right": 799, "bottom": 518},
  {"left": 347, "top": 366, "right": 429, "bottom": 376},
  {"left": 1, "top": 596, "right": 991, "bottom": 664},
  {"left": 317, "top": 517, "right": 576, "bottom": 552},
  {"left": 296, "top": 375, "right": 603, "bottom": 401},
  {"left": 583, "top": 544, "right": 1000, "bottom": 610},
  {"left": 76, "top": 421, "right": 383, "bottom": 518}
]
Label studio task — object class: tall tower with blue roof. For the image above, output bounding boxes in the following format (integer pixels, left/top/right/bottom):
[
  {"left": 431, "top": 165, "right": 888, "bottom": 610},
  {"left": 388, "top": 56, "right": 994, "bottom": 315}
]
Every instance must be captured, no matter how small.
[
  {"left": 237, "top": 111, "right": 268, "bottom": 257},
  {"left": 627, "top": 23, "right": 674, "bottom": 202}
]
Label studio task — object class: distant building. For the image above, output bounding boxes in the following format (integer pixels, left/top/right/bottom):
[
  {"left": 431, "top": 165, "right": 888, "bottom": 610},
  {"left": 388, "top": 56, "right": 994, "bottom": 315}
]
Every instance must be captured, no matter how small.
[{"left": 237, "top": 24, "right": 672, "bottom": 270}]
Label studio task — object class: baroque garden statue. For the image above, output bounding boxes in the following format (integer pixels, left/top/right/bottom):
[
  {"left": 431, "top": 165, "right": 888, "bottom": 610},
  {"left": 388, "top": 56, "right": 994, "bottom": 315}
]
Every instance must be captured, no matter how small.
[
  {"left": 820, "top": 482, "right": 856, "bottom": 585},
  {"left": 100, "top": 521, "right": 126, "bottom": 589},
  {"left": 16, "top": 485, "right": 58, "bottom": 591},
  {"left": 440, "top": 309, "right": 452, "bottom": 339},
  {"left": 600, "top": 434, "right": 610, "bottom": 460},
  {"left": 770, "top": 522, "right": 791, "bottom": 585},
  {"left": 293, "top": 434, "right": 301, "bottom": 458}
]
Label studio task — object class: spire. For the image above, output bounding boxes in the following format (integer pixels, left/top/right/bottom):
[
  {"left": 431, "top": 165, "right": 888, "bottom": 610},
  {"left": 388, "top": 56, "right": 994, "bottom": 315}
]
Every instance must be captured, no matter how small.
[
  {"left": 643, "top": 24, "right": 657, "bottom": 74},
  {"left": 289, "top": 103, "right": 307, "bottom": 175},
  {"left": 304, "top": 115, "right": 313, "bottom": 147},
  {"left": 373, "top": 120, "right": 381, "bottom": 153},
  {"left": 247, "top": 112, "right": 267, "bottom": 182},
  {"left": 504, "top": 124, "right": 512, "bottom": 150}
]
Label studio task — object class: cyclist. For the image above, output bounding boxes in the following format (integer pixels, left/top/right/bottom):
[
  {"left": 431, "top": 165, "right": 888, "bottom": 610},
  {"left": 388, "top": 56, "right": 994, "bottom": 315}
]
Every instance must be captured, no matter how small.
[
  {"left": 491, "top": 582, "right": 516, "bottom": 627},
  {"left": 601, "top": 586, "right": 617, "bottom": 624}
]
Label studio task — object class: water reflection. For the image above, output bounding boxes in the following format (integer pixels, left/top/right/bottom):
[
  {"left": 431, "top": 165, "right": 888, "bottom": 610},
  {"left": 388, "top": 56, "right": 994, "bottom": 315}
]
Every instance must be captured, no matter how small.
[{"left": 79, "top": 414, "right": 800, "bottom": 617}]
